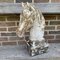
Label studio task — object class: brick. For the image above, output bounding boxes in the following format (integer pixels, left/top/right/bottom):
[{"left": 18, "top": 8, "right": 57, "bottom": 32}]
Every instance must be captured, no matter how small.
[
  {"left": 50, "top": 21, "right": 60, "bottom": 25},
  {"left": 44, "top": 35, "right": 54, "bottom": 39},
  {"left": 9, "top": 36, "right": 24, "bottom": 41},
  {"left": 56, "top": 35, "right": 60, "bottom": 39},
  {"left": 18, "top": 40, "right": 26, "bottom": 45},
  {"left": 45, "top": 21, "right": 48, "bottom": 25},
  {"left": 0, "top": 0, "right": 14, "bottom": 3},
  {"left": 6, "top": 22, "right": 16, "bottom": 26},
  {"left": 57, "top": 15, "right": 60, "bottom": 20},
  {"left": 0, "top": 28, "right": 7, "bottom": 31},
  {"left": 48, "top": 40, "right": 60, "bottom": 43},
  {"left": 0, "top": 22, "right": 6, "bottom": 26},
  {"left": 2, "top": 42, "right": 17, "bottom": 45},
  {"left": 0, "top": 22, "right": 15, "bottom": 27},
  {"left": 45, "top": 26, "right": 55, "bottom": 30},
  {"left": 8, "top": 27, "right": 17, "bottom": 31},
  {"left": 57, "top": 26, "right": 60, "bottom": 30},
  {"left": 7, "top": 15, "right": 20, "bottom": 21},
  {"left": 1, "top": 32, "right": 16, "bottom": 36},
  {"left": 34, "top": 0, "right": 49, "bottom": 3},
  {"left": 44, "top": 31, "right": 48, "bottom": 35},
  {"left": 16, "top": 0, "right": 32, "bottom": 3},
  {"left": 0, "top": 16, "right": 5, "bottom": 21},
  {"left": 49, "top": 31, "right": 60, "bottom": 34},
  {"left": 0, "top": 37, "right": 8, "bottom": 41},
  {"left": 44, "top": 15, "right": 56, "bottom": 20},
  {"left": 51, "top": 0, "right": 60, "bottom": 3}
]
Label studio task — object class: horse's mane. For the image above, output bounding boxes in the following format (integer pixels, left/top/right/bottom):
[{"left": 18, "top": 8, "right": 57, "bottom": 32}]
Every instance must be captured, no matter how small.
[{"left": 16, "top": 2, "right": 45, "bottom": 37}]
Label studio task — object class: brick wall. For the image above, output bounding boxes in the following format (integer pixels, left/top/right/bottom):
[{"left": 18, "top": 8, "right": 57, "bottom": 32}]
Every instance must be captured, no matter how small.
[
  {"left": 44, "top": 14, "right": 60, "bottom": 43},
  {"left": 0, "top": 14, "right": 60, "bottom": 46},
  {"left": 0, "top": 0, "right": 60, "bottom": 46},
  {"left": 0, "top": 14, "right": 26, "bottom": 46},
  {"left": 34, "top": 0, "right": 60, "bottom": 43},
  {"left": 25, "top": 14, "right": 60, "bottom": 43}
]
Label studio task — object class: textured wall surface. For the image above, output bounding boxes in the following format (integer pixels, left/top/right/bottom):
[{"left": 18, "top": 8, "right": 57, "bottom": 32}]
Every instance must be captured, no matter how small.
[
  {"left": 44, "top": 14, "right": 60, "bottom": 43},
  {"left": 0, "top": 0, "right": 60, "bottom": 46},
  {"left": 0, "top": 14, "right": 60, "bottom": 46},
  {"left": 0, "top": 14, "right": 25, "bottom": 46}
]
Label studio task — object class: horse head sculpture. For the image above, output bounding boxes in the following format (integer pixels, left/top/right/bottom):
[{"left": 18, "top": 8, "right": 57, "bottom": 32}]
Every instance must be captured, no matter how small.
[
  {"left": 16, "top": 2, "right": 49, "bottom": 56},
  {"left": 16, "top": 2, "right": 35, "bottom": 37}
]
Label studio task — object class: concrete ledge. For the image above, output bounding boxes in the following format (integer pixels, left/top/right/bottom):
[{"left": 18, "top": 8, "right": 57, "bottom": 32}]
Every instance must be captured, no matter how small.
[
  {"left": 0, "top": 43, "right": 60, "bottom": 60},
  {"left": 0, "top": 3, "right": 60, "bottom": 14}
]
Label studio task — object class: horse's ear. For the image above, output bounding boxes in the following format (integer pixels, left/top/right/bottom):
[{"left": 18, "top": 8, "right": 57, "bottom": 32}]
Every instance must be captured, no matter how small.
[
  {"left": 26, "top": 2, "right": 30, "bottom": 6},
  {"left": 22, "top": 2, "right": 24, "bottom": 7}
]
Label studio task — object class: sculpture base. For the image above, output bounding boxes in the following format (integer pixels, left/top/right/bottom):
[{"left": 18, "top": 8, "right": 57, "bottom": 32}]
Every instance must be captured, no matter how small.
[{"left": 26, "top": 40, "right": 49, "bottom": 56}]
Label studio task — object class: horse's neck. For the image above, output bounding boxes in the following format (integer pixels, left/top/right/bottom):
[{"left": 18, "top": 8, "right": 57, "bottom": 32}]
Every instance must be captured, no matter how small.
[
  {"left": 33, "top": 14, "right": 41, "bottom": 27},
  {"left": 32, "top": 13, "right": 45, "bottom": 30}
]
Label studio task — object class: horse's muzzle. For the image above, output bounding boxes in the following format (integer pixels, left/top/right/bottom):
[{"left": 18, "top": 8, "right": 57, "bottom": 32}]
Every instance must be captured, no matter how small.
[{"left": 16, "top": 28, "right": 24, "bottom": 37}]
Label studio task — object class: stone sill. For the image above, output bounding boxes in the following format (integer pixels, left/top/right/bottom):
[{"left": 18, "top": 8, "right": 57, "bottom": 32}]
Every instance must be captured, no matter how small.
[
  {"left": 0, "top": 43, "right": 60, "bottom": 60},
  {"left": 0, "top": 3, "right": 60, "bottom": 14}
]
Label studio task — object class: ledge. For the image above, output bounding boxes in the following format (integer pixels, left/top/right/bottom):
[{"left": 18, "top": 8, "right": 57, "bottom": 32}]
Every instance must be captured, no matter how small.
[
  {"left": 0, "top": 44, "right": 60, "bottom": 60},
  {"left": 0, "top": 3, "right": 60, "bottom": 14}
]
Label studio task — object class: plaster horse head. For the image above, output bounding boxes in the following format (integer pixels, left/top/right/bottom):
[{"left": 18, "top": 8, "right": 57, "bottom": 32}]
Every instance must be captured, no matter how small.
[{"left": 16, "top": 2, "right": 49, "bottom": 56}]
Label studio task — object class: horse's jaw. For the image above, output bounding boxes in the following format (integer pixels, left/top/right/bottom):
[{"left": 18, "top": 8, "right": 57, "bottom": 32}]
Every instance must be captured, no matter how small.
[{"left": 16, "top": 27, "right": 24, "bottom": 38}]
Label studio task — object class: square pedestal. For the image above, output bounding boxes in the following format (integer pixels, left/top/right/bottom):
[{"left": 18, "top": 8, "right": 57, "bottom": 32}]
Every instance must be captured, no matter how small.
[{"left": 26, "top": 41, "right": 48, "bottom": 56}]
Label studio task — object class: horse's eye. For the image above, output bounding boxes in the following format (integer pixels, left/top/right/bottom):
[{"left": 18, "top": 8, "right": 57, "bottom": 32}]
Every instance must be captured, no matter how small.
[{"left": 29, "top": 8, "right": 31, "bottom": 11}]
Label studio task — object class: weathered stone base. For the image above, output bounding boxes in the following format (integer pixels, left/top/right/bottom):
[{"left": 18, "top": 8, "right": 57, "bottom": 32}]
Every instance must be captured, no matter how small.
[{"left": 26, "top": 40, "right": 49, "bottom": 56}]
